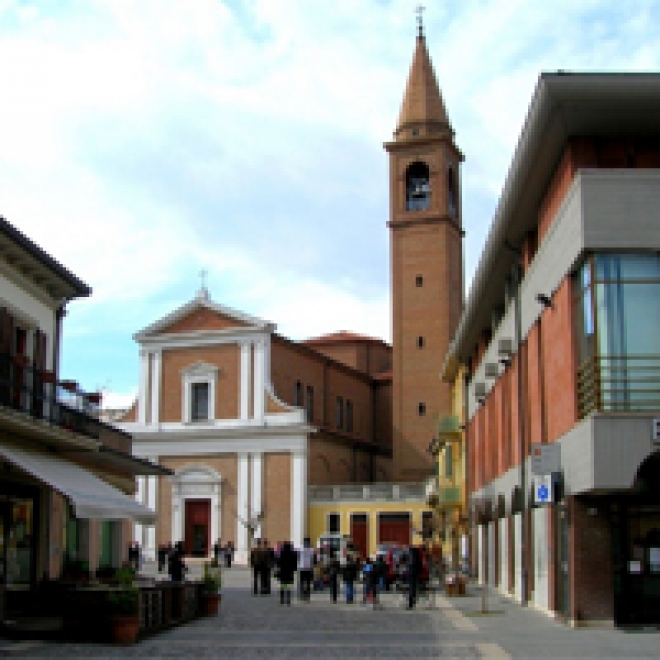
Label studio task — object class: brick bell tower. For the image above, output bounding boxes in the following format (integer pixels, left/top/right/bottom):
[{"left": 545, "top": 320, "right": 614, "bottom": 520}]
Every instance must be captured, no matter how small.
[{"left": 386, "top": 21, "right": 464, "bottom": 482}]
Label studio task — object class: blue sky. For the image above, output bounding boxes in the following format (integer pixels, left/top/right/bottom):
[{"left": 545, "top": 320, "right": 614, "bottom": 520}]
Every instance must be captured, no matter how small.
[{"left": 1, "top": 0, "right": 659, "bottom": 407}]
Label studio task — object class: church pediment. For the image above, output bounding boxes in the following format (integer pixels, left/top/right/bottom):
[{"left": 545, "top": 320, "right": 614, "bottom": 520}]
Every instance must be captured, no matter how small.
[
  {"left": 181, "top": 361, "right": 219, "bottom": 378},
  {"left": 134, "top": 289, "right": 274, "bottom": 341}
]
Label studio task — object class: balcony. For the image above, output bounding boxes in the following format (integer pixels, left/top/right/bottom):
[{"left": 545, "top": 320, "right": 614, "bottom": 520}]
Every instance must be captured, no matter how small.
[
  {"left": 309, "top": 482, "right": 427, "bottom": 503},
  {"left": 578, "top": 355, "right": 660, "bottom": 419},
  {"left": 0, "top": 352, "right": 105, "bottom": 446}
]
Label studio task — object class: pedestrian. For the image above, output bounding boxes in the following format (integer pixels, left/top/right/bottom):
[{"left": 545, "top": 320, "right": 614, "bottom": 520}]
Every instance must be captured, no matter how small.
[
  {"left": 250, "top": 539, "right": 264, "bottom": 595},
  {"left": 262, "top": 538, "right": 274, "bottom": 595},
  {"left": 374, "top": 553, "right": 387, "bottom": 606},
  {"left": 213, "top": 539, "right": 222, "bottom": 563},
  {"left": 328, "top": 550, "right": 340, "bottom": 603},
  {"left": 168, "top": 541, "right": 187, "bottom": 582},
  {"left": 342, "top": 552, "right": 359, "bottom": 604},
  {"left": 157, "top": 544, "right": 167, "bottom": 572},
  {"left": 407, "top": 546, "right": 423, "bottom": 609},
  {"left": 127, "top": 542, "right": 136, "bottom": 571},
  {"left": 361, "top": 557, "right": 374, "bottom": 604},
  {"left": 225, "top": 541, "right": 234, "bottom": 568},
  {"left": 276, "top": 540, "right": 298, "bottom": 606},
  {"left": 298, "top": 537, "right": 315, "bottom": 601}
]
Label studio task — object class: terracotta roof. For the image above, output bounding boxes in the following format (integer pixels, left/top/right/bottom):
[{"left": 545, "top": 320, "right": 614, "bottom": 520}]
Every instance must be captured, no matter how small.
[
  {"left": 302, "top": 331, "right": 387, "bottom": 345},
  {"left": 395, "top": 34, "right": 451, "bottom": 138}
]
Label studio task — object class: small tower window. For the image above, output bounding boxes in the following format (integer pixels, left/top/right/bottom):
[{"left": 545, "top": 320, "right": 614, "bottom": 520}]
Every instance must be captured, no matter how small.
[
  {"left": 416, "top": 275, "right": 423, "bottom": 287},
  {"left": 447, "top": 167, "right": 457, "bottom": 216},
  {"left": 418, "top": 402, "right": 426, "bottom": 416},
  {"left": 417, "top": 336, "right": 425, "bottom": 348},
  {"left": 406, "top": 161, "right": 430, "bottom": 211}
]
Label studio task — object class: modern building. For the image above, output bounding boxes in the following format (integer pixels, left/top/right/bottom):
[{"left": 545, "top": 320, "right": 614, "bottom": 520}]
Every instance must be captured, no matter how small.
[
  {"left": 0, "top": 216, "right": 163, "bottom": 619},
  {"left": 442, "top": 72, "right": 660, "bottom": 626},
  {"left": 118, "top": 292, "right": 393, "bottom": 564}
]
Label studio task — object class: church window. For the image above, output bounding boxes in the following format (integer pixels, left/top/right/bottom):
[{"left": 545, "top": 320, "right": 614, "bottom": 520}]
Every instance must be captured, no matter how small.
[
  {"left": 447, "top": 167, "right": 457, "bottom": 216},
  {"left": 346, "top": 399, "right": 353, "bottom": 432},
  {"left": 416, "top": 275, "right": 423, "bottom": 287},
  {"left": 418, "top": 402, "right": 426, "bottom": 416},
  {"left": 182, "top": 362, "right": 218, "bottom": 423},
  {"left": 294, "top": 380, "right": 302, "bottom": 406},
  {"left": 191, "top": 382, "right": 209, "bottom": 421},
  {"left": 417, "top": 336, "right": 425, "bottom": 348},
  {"left": 336, "top": 396, "right": 344, "bottom": 429},
  {"left": 406, "top": 161, "right": 431, "bottom": 211}
]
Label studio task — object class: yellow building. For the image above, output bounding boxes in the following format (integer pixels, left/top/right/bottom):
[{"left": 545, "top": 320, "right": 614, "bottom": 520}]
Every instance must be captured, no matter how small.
[
  {"left": 426, "top": 365, "right": 469, "bottom": 570},
  {"left": 308, "top": 483, "right": 431, "bottom": 558}
]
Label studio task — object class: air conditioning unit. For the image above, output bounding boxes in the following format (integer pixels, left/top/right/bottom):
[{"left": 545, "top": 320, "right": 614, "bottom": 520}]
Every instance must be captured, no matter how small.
[
  {"left": 474, "top": 382, "right": 487, "bottom": 398},
  {"left": 485, "top": 363, "right": 499, "bottom": 378},
  {"left": 498, "top": 338, "right": 514, "bottom": 356}
]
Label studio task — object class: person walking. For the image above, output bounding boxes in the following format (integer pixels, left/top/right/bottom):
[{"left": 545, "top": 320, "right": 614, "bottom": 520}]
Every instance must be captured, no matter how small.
[
  {"left": 328, "top": 550, "right": 340, "bottom": 603},
  {"left": 276, "top": 540, "right": 298, "bottom": 606},
  {"left": 168, "top": 541, "right": 187, "bottom": 583},
  {"left": 261, "top": 538, "right": 274, "bottom": 595},
  {"left": 407, "top": 546, "right": 422, "bottom": 609},
  {"left": 213, "top": 539, "right": 222, "bottom": 564},
  {"left": 361, "top": 557, "right": 374, "bottom": 604},
  {"left": 225, "top": 541, "right": 234, "bottom": 568},
  {"left": 373, "top": 553, "right": 387, "bottom": 607},
  {"left": 250, "top": 539, "right": 264, "bottom": 596},
  {"left": 342, "top": 552, "right": 359, "bottom": 604},
  {"left": 298, "top": 537, "right": 315, "bottom": 601}
]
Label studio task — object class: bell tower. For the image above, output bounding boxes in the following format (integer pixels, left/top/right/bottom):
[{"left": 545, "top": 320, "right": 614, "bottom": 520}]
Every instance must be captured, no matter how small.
[{"left": 386, "top": 20, "right": 464, "bottom": 481}]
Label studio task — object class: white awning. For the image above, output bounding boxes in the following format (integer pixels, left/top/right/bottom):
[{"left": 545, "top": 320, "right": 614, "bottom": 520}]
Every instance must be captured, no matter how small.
[{"left": 0, "top": 441, "right": 156, "bottom": 525}]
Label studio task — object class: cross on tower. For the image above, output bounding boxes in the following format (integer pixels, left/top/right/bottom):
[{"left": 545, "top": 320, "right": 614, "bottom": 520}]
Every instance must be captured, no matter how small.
[
  {"left": 199, "top": 268, "right": 208, "bottom": 290},
  {"left": 416, "top": 4, "right": 425, "bottom": 37}
]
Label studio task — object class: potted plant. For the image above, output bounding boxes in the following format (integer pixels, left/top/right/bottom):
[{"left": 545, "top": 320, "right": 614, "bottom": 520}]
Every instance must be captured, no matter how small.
[
  {"left": 200, "top": 560, "right": 222, "bottom": 616},
  {"left": 107, "top": 568, "right": 140, "bottom": 644}
]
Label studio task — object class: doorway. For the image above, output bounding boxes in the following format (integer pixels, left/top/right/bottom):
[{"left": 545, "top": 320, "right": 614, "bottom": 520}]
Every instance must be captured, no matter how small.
[
  {"left": 350, "top": 513, "right": 368, "bottom": 559},
  {"left": 184, "top": 500, "right": 210, "bottom": 557}
]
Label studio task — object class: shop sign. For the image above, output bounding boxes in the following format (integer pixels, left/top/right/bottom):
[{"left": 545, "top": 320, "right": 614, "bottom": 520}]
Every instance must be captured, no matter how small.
[
  {"left": 534, "top": 474, "right": 554, "bottom": 505},
  {"left": 531, "top": 443, "right": 560, "bottom": 475}
]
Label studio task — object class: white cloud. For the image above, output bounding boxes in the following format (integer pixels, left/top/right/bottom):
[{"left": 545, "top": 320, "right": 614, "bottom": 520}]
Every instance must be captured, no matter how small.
[{"left": 2, "top": 0, "right": 660, "bottom": 393}]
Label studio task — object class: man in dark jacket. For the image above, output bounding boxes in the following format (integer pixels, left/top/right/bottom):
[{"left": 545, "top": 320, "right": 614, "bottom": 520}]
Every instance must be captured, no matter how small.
[
  {"left": 342, "top": 553, "right": 359, "bottom": 604},
  {"left": 328, "top": 550, "right": 340, "bottom": 603},
  {"left": 276, "top": 541, "right": 298, "bottom": 605},
  {"left": 407, "top": 546, "right": 423, "bottom": 609},
  {"left": 250, "top": 539, "right": 264, "bottom": 595}
]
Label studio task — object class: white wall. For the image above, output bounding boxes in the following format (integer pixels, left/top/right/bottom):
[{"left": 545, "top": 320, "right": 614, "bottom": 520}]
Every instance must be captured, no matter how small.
[
  {"left": 532, "top": 507, "right": 550, "bottom": 611},
  {"left": 498, "top": 517, "right": 508, "bottom": 592}
]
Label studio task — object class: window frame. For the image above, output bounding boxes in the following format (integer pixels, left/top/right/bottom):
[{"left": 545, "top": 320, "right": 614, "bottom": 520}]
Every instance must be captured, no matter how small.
[{"left": 182, "top": 362, "right": 219, "bottom": 423}]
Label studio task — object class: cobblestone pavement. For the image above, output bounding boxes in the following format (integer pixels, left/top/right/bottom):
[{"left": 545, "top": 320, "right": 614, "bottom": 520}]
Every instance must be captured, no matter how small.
[{"left": 3, "top": 567, "right": 660, "bottom": 659}]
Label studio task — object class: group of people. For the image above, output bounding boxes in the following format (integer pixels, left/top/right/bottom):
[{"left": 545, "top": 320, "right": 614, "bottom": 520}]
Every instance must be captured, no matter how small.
[{"left": 247, "top": 536, "right": 424, "bottom": 609}]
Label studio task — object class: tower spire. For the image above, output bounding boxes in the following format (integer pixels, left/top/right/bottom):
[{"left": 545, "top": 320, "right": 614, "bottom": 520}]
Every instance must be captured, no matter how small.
[{"left": 394, "top": 11, "right": 452, "bottom": 141}]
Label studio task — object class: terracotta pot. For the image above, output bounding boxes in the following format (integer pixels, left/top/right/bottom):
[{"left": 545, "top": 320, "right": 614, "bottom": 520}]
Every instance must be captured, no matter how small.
[
  {"left": 110, "top": 615, "right": 140, "bottom": 644},
  {"left": 202, "top": 592, "right": 221, "bottom": 616}
]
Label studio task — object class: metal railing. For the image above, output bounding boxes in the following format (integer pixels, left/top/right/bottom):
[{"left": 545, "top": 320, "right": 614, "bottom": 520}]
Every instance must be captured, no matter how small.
[
  {"left": 0, "top": 352, "right": 104, "bottom": 440},
  {"left": 578, "top": 354, "right": 660, "bottom": 418}
]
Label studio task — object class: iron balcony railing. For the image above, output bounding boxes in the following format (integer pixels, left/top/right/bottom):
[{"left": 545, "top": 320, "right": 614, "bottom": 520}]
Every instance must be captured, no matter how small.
[
  {"left": 577, "top": 354, "right": 660, "bottom": 418},
  {"left": 309, "top": 482, "right": 427, "bottom": 503},
  {"left": 0, "top": 351, "right": 104, "bottom": 441}
]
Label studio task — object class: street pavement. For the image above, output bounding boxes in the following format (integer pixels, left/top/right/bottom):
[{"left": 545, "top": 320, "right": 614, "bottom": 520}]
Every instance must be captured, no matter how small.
[{"left": 1, "top": 565, "right": 659, "bottom": 659}]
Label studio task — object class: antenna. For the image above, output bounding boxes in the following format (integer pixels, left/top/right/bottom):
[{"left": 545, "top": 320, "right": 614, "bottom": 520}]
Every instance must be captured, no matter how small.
[{"left": 416, "top": 4, "right": 425, "bottom": 38}]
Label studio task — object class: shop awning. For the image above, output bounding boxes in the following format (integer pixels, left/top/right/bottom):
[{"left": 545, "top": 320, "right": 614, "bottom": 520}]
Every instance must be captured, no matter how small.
[{"left": 0, "top": 441, "right": 156, "bottom": 524}]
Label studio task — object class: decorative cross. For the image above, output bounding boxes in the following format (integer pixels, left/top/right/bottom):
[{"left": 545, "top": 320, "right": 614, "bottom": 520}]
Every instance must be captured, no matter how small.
[
  {"left": 199, "top": 268, "right": 208, "bottom": 290},
  {"left": 416, "top": 4, "right": 425, "bottom": 37}
]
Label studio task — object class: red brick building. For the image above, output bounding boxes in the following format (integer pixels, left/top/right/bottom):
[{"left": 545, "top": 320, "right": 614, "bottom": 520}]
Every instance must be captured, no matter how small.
[{"left": 442, "top": 73, "right": 660, "bottom": 626}]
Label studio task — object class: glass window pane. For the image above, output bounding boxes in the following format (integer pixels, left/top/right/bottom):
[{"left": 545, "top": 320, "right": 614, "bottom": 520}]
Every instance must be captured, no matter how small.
[{"left": 191, "top": 382, "right": 209, "bottom": 421}]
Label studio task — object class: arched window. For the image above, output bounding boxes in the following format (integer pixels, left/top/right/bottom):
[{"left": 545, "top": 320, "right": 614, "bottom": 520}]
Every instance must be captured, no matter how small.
[
  {"left": 447, "top": 168, "right": 457, "bottom": 216},
  {"left": 406, "top": 161, "right": 430, "bottom": 211}
]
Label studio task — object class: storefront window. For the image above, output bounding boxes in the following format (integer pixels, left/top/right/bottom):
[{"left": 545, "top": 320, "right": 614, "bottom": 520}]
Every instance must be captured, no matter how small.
[{"left": 0, "top": 496, "right": 34, "bottom": 586}]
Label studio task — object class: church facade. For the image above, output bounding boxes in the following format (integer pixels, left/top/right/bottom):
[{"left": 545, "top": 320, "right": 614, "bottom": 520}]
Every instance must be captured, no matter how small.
[{"left": 118, "top": 292, "right": 392, "bottom": 563}]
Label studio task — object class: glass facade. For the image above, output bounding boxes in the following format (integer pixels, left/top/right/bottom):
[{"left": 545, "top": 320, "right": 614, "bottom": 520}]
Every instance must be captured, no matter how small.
[{"left": 575, "top": 253, "right": 660, "bottom": 414}]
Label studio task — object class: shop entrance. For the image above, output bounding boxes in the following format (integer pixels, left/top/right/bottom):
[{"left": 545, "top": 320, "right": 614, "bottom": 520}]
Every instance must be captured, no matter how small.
[{"left": 184, "top": 499, "right": 210, "bottom": 557}]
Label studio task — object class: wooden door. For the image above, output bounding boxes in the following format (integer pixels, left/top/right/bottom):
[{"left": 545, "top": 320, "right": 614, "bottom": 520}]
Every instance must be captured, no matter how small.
[
  {"left": 184, "top": 500, "right": 210, "bottom": 557},
  {"left": 378, "top": 512, "right": 411, "bottom": 546},
  {"left": 350, "top": 514, "right": 368, "bottom": 559}
]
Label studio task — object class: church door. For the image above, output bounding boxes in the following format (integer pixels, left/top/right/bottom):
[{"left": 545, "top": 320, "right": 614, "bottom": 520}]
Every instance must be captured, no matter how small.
[{"left": 184, "top": 500, "right": 210, "bottom": 557}]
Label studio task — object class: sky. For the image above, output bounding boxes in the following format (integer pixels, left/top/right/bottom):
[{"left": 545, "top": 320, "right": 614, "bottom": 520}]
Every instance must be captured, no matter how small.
[{"left": 1, "top": 0, "right": 660, "bottom": 408}]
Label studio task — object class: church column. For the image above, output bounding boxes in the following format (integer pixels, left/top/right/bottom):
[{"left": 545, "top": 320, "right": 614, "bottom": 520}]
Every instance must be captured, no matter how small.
[
  {"left": 253, "top": 338, "right": 265, "bottom": 420},
  {"left": 236, "top": 453, "right": 249, "bottom": 564},
  {"left": 291, "top": 451, "right": 307, "bottom": 549},
  {"left": 251, "top": 453, "right": 263, "bottom": 540},
  {"left": 138, "top": 350, "right": 148, "bottom": 425},
  {"left": 171, "top": 483, "right": 183, "bottom": 544},
  {"left": 134, "top": 475, "right": 145, "bottom": 548},
  {"left": 240, "top": 342, "right": 251, "bottom": 420},
  {"left": 145, "top": 474, "right": 157, "bottom": 561},
  {"left": 150, "top": 351, "right": 161, "bottom": 426},
  {"left": 211, "top": 480, "right": 221, "bottom": 550}
]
